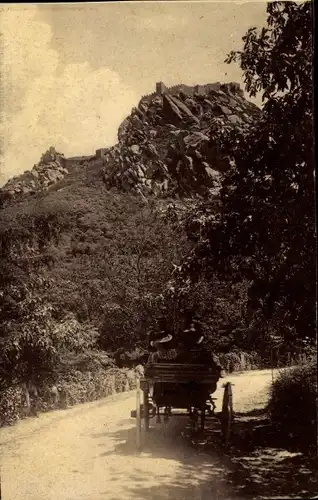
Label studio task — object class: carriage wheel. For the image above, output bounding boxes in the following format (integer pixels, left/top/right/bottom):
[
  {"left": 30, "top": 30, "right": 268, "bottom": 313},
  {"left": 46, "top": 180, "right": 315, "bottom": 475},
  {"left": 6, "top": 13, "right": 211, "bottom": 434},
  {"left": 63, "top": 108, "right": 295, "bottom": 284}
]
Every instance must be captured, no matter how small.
[
  {"left": 190, "top": 408, "right": 199, "bottom": 431},
  {"left": 221, "top": 382, "right": 233, "bottom": 447},
  {"left": 156, "top": 406, "right": 161, "bottom": 423},
  {"left": 143, "top": 388, "right": 150, "bottom": 432},
  {"left": 136, "top": 379, "right": 142, "bottom": 450},
  {"left": 164, "top": 407, "right": 170, "bottom": 422},
  {"left": 200, "top": 408, "right": 206, "bottom": 432}
]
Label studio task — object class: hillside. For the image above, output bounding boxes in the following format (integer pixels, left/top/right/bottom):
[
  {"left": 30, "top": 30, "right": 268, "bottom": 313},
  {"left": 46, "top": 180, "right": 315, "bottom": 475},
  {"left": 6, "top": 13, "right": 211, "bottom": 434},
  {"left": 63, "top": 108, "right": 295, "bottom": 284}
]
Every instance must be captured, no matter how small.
[{"left": 0, "top": 81, "right": 261, "bottom": 379}]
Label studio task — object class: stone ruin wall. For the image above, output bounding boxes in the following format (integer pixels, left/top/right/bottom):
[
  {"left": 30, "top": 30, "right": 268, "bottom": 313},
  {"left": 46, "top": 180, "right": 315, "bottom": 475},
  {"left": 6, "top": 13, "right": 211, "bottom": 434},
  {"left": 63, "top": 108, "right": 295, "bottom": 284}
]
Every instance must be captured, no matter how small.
[
  {"left": 96, "top": 148, "right": 109, "bottom": 159},
  {"left": 139, "top": 81, "right": 244, "bottom": 104}
]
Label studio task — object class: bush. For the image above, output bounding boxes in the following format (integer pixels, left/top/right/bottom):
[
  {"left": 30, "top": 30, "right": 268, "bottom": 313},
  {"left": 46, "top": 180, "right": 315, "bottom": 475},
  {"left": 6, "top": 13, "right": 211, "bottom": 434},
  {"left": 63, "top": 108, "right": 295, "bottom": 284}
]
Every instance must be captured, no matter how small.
[
  {"left": 215, "top": 351, "right": 263, "bottom": 372},
  {"left": 218, "top": 352, "right": 242, "bottom": 372},
  {"left": 268, "top": 361, "right": 317, "bottom": 450},
  {"left": 0, "top": 367, "right": 137, "bottom": 428},
  {"left": 0, "top": 385, "right": 25, "bottom": 426},
  {"left": 53, "top": 368, "right": 136, "bottom": 406}
]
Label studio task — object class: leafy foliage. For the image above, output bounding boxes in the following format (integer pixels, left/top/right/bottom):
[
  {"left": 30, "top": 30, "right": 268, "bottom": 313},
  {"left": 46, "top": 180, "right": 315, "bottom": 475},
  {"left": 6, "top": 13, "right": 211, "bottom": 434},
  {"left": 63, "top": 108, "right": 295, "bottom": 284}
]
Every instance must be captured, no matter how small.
[
  {"left": 0, "top": 385, "right": 25, "bottom": 426},
  {"left": 226, "top": 2, "right": 313, "bottom": 103},
  {"left": 0, "top": 367, "right": 136, "bottom": 427},
  {"left": 0, "top": 277, "right": 103, "bottom": 389},
  {"left": 268, "top": 360, "right": 317, "bottom": 450},
  {"left": 0, "top": 157, "right": 190, "bottom": 390},
  {"left": 173, "top": 1, "right": 315, "bottom": 350}
]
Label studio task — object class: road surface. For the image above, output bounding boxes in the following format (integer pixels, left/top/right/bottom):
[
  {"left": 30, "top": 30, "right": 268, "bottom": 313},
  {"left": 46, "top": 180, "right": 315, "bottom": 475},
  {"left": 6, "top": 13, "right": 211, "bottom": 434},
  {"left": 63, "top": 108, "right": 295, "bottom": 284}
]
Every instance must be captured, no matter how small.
[{"left": 0, "top": 370, "right": 276, "bottom": 500}]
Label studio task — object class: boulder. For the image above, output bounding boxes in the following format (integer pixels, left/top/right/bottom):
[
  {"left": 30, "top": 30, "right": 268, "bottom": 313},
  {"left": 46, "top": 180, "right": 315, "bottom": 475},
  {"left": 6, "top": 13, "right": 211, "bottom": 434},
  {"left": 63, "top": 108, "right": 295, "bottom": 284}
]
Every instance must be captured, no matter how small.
[
  {"left": 184, "top": 132, "right": 209, "bottom": 149},
  {"left": 219, "top": 105, "right": 232, "bottom": 115},
  {"left": 129, "top": 144, "right": 141, "bottom": 155},
  {"left": 169, "top": 94, "right": 199, "bottom": 122},
  {"left": 228, "top": 114, "right": 243, "bottom": 125},
  {"left": 162, "top": 94, "right": 183, "bottom": 123}
]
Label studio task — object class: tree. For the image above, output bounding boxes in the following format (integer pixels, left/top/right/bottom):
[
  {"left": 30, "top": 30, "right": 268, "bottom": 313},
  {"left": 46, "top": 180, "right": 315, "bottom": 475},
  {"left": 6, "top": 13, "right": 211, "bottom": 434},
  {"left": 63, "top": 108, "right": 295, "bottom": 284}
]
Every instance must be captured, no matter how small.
[
  {"left": 174, "top": 1, "right": 315, "bottom": 349},
  {"left": 224, "top": 1, "right": 315, "bottom": 343},
  {"left": 0, "top": 279, "right": 57, "bottom": 388},
  {"left": 97, "top": 200, "right": 190, "bottom": 351},
  {"left": 0, "top": 277, "right": 102, "bottom": 390}
]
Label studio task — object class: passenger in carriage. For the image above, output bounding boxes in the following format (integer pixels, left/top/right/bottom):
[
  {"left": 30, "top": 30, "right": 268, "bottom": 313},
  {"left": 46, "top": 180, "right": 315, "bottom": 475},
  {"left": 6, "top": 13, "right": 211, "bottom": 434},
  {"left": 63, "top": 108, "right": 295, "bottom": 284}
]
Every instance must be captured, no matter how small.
[
  {"left": 147, "top": 317, "right": 177, "bottom": 363},
  {"left": 147, "top": 316, "right": 222, "bottom": 375},
  {"left": 148, "top": 333, "right": 179, "bottom": 363},
  {"left": 179, "top": 318, "right": 222, "bottom": 374}
]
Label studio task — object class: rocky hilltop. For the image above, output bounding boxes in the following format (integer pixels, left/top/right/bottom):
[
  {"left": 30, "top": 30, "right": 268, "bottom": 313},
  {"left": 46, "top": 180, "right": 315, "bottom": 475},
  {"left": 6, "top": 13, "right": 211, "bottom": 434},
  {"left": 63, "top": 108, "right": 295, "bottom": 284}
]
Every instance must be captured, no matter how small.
[
  {"left": 0, "top": 147, "right": 68, "bottom": 203},
  {"left": 0, "top": 81, "right": 261, "bottom": 204},
  {"left": 102, "top": 82, "right": 261, "bottom": 198}
]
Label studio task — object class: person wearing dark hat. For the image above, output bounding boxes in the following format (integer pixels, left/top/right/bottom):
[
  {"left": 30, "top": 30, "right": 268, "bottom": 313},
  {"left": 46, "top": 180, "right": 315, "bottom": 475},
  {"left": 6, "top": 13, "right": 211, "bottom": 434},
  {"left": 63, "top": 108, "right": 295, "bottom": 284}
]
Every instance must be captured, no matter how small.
[
  {"left": 180, "top": 318, "right": 221, "bottom": 372},
  {"left": 147, "top": 315, "right": 178, "bottom": 363},
  {"left": 182, "top": 320, "right": 204, "bottom": 348}
]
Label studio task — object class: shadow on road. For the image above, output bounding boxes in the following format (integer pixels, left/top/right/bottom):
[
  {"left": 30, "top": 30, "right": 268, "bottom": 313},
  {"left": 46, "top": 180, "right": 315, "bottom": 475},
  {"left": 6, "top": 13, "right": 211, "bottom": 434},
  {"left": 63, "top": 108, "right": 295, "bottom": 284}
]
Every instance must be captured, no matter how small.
[
  {"left": 211, "top": 409, "right": 318, "bottom": 499},
  {"left": 101, "top": 463, "right": 237, "bottom": 500},
  {"left": 92, "top": 416, "right": 239, "bottom": 499},
  {"left": 92, "top": 409, "right": 318, "bottom": 500}
]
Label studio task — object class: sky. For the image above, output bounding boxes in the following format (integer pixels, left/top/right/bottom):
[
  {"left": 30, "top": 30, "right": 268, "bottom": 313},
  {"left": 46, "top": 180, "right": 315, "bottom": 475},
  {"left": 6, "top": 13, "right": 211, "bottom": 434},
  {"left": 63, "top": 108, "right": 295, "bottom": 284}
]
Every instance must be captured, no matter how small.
[{"left": 0, "top": 1, "right": 268, "bottom": 186}]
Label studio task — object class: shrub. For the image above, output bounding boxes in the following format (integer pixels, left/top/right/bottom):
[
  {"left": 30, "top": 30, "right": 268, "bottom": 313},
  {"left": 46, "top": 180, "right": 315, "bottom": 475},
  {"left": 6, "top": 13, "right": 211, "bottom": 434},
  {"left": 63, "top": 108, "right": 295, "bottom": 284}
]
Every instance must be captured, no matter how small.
[
  {"left": 268, "top": 361, "right": 317, "bottom": 450},
  {"left": 0, "top": 385, "right": 25, "bottom": 426},
  {"left": 215, "top": 351, "right": 263, "bottom": 372},
  {"left": 220, "top": 352, "right": 241, "bottom": 372},
  {"left": 0, "top": 367, "right": 137, "bottom": 427},
  {"left": 55, "top": 368, "right": 136, "bottom": 406}
]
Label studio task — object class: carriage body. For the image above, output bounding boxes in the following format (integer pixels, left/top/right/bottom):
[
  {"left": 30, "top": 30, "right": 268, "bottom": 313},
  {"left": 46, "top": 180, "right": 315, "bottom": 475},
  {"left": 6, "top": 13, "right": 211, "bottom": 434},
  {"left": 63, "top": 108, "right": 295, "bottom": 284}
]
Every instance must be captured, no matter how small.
[
  {"left": 131, "top": 360, "right": 233, "bottom": 449},
  {"left": 144, "top": 362, "right": 220, "bottom": 409}
]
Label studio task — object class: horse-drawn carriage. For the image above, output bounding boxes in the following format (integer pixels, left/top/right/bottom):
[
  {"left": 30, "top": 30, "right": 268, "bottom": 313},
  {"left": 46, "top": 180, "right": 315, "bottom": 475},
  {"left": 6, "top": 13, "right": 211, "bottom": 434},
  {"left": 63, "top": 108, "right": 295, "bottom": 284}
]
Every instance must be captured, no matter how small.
[{"left": 131, "top": 359, "right": 234, "bottom": 449}]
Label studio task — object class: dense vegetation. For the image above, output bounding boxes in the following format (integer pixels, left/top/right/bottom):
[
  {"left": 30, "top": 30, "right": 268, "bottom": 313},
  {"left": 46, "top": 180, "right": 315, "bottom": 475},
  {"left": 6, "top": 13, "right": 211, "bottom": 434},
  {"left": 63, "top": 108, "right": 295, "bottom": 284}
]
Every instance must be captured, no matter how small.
[
  {"left": 167, "top": 1, "right": 315, "bottom": 354},
  {"left": 0, "top": 2, "right": 315, "bottom": 427},
  {"left": 268, "top": 360, "right": 317, "bottom": 452},
  {"left": 0, "top": 168, "right": 188, "bottom": 379}
]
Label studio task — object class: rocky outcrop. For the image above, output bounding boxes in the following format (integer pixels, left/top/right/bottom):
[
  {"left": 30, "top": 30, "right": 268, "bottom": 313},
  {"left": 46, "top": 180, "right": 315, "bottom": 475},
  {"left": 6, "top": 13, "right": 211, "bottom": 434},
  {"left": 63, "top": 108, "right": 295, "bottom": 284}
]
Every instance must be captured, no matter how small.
[
  {"left": 102, "top": 82, "right": 262, "bottom": 198},
  {"left": 0, "top": 83, "right": 261, "bottom": 204},
  {"left": 0, "top": 147, "right": 68, "bottom": 203}
]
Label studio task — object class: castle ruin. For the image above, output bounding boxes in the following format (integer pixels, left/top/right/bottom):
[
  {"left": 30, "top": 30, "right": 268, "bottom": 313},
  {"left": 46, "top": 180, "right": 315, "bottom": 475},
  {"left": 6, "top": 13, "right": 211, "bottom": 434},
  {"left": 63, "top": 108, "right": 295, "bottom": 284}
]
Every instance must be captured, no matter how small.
[
  {"left": 96, "top": 148, "right": 108, "bottom": 159},
  {"left": 154, "top": 81, "right": 244, "bottom": 98}
]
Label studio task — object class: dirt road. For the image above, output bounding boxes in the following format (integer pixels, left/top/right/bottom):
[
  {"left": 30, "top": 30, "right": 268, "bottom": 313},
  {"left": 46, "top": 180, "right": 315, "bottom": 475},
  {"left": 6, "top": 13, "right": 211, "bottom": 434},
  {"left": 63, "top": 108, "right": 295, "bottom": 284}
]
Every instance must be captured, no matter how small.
[{"left": 0, "top": 370, "right": 280, "bottom": 500}]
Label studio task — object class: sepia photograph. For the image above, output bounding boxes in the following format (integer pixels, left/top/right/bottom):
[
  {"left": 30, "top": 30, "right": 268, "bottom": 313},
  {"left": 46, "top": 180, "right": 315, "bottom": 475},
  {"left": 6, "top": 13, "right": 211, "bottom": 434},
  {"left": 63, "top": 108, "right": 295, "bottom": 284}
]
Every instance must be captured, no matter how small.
[{"left": 0, "top": 1, "right": 316, "bottom": 499}]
